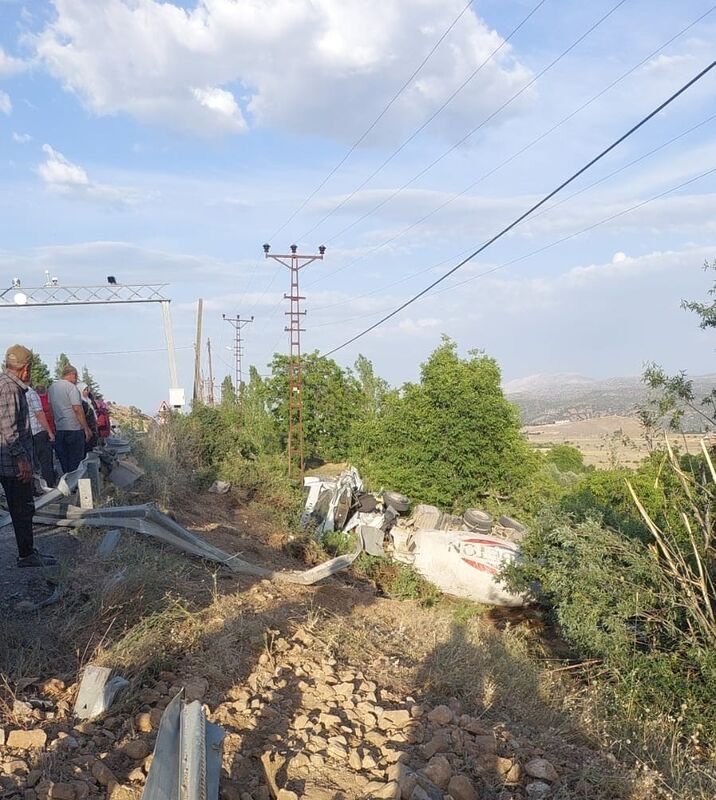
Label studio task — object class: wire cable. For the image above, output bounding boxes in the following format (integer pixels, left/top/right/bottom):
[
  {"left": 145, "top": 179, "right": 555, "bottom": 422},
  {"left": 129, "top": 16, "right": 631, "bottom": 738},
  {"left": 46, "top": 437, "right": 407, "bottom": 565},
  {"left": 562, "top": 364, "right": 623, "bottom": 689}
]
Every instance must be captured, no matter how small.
[
  {"left": 309, "top": 110, "right": 716, "bottom": 315},
  {"left": 296, "top": 0, "right": 551, "bottom": 242},
  {"left": 311, "top": 165, "right": 716, "bottom": 332},
  {"left": 321, "top": 58, "right": 716, "bottom": 357},
  {"left": 305, "top": 3, "right": 716, "bottom": 289},
  {"left": 301, "top": 0, "right": 625, "bottom": 244},
  {"left": 268, "top": 0, "right": 478, "bottom": 241}
]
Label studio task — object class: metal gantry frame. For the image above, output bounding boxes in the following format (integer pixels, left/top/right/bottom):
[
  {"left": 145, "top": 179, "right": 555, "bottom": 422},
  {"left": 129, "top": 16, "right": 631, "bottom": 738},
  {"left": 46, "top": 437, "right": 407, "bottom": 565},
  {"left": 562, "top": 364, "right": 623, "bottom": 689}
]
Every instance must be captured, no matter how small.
[
  {"left": 1, "top": 281, "right": 184, "bottom": 406},
  {"left": 263, "top": 243, "right": 325, "bottom": 479}
]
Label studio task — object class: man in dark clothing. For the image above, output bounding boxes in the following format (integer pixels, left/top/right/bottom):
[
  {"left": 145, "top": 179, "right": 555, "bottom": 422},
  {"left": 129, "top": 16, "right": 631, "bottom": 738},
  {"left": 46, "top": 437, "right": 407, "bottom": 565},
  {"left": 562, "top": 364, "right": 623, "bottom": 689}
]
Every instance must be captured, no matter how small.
[{"left": 0, "top": 345, "right": 57, "bottom": 567}]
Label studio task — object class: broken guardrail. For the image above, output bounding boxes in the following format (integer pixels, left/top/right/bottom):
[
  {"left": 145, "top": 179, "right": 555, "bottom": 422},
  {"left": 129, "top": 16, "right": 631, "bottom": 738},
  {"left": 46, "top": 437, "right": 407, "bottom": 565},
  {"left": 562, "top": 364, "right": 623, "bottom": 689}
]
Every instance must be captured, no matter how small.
[{"left": 142, "top": 692, "right": 225, "bottom": 800}]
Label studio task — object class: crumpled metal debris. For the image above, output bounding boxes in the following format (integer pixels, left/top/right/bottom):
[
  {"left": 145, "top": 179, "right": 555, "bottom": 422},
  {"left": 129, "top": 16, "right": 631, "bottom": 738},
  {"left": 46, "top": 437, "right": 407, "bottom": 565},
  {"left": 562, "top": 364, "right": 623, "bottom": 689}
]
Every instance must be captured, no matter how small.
[
  {"left": 208, "top": 480, "right": 231, "bottom": 495},
  {"left": 73, "top": 665, "right": 129, "bottom": 720},
  {"left": 301, "top": 467, "right": 363, "bottom": 533},
  {"left": 109, "top": 459, "right": 145, "bottom": 489}
]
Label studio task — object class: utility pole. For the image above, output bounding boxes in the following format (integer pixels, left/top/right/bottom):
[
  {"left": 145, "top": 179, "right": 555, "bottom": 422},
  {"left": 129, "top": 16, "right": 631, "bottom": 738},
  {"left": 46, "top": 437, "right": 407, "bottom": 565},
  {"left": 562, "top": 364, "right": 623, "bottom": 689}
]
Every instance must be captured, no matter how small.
[
  {"left": 193, "top": 298, "right": 204, "bottom": 404},
  {"left": 206, "top": 338, "right": 215, "bottom": 406},
  {"left": 222, "top": 314, "right": 254, "bottom": 395},
  {"left": 263, "top": 243, "right": 325, "bottom": 479}
]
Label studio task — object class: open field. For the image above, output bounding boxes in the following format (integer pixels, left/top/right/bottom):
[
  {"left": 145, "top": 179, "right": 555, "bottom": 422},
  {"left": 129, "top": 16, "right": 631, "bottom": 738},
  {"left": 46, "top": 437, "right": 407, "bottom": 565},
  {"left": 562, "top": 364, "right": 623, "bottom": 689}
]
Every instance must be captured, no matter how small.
[{"left": 523, "top": 414, "right": 715, "bottom": 468}]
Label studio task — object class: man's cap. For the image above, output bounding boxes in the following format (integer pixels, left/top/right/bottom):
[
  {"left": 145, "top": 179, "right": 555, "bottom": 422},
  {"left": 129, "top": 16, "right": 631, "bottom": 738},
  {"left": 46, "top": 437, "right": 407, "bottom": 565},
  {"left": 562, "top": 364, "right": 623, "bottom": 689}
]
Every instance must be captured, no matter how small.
[
  {"left": 5, "top": 344, "right": 33, "bottom": 369},
  {"left": 62, "top": 364, "right": 78, "bottom": 377}
]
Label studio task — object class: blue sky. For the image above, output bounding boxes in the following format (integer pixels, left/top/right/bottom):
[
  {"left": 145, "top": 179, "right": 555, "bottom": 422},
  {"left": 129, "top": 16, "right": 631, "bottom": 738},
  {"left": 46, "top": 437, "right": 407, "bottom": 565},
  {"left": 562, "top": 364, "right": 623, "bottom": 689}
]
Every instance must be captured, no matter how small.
[{"left": 0, "top": 0, "right": 715, "bottom": 410}]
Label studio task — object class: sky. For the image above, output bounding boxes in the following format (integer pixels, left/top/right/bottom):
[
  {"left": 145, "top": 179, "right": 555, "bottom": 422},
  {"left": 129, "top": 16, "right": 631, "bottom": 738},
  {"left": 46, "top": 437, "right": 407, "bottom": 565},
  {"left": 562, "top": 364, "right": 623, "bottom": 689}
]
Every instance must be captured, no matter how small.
[{"left": 0, "top": 0, "right": 715, "bottom": 411}]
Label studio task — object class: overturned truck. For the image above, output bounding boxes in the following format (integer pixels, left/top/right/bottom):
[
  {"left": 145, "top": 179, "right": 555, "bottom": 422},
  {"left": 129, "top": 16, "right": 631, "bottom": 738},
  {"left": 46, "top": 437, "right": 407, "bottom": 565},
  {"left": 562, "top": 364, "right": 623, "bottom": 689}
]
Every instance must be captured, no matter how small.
[{"left": 302, "top": 468, "right": 530, "bottom": 607}]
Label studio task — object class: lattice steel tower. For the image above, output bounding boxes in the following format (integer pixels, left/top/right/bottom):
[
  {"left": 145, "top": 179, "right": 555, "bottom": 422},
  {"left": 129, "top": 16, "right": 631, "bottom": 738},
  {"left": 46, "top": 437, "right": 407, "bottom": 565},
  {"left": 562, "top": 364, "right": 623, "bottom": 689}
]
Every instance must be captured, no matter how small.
[
  {"left": 222, "top": 314, "right": 254, "bottom": 395},
  {"left": 263, "top": 243, "right": 325, "bottom": 478}
]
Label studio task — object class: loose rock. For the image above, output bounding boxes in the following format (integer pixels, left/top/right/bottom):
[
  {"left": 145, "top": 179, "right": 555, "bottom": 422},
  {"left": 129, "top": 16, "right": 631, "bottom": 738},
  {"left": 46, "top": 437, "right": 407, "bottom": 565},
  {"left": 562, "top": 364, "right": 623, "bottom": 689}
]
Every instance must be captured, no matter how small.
[
  {"left": 7, "top": 729, "right": 47, "bottom": 750},
  {"left": 446, "top": 775, "right": 479, "bottom": 800},
  {"left": 525, "top": 758, "right": 558, "bottom": 783}
]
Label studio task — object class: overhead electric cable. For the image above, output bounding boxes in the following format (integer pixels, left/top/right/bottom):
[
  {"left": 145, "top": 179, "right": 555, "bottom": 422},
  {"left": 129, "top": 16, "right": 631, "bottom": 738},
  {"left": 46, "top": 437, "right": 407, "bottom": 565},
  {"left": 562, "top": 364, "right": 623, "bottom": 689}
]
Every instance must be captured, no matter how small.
[
  {"left": 268, "top": 0, "right": 478, "bottom": 241},
  {"left": 309, "top": 110, "right": 716, "bottom": 313},
  {"left": 300, "top": 0, "right": 625, "bottom": 243},
  {"left": 321, "top": 58, "right": 716, "bottom": 357},
  {"left": 306, "top": 4, "right": 716, "bottom": 288},
  {"left": 312, "top": 165, "right": 716, "bottom": 331},
  {"left": 295, "top": 0, "right": 552, "bottom": 241}
]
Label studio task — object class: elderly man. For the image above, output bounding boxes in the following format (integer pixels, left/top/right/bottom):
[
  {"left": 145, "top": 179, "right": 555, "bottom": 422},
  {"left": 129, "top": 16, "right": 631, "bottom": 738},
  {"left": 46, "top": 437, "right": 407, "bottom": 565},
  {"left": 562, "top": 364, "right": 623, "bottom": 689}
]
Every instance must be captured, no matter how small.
[
  {"left": 48, "top": 364, "right": 91, "bottom": 473},
  {"left": 0, "top": 345, "right": 56, "bottom": 567}
]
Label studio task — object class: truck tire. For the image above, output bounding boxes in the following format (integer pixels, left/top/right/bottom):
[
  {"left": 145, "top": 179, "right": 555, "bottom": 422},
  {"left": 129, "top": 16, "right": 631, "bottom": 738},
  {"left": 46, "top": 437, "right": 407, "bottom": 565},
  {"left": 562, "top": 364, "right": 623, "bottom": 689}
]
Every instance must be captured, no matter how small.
[
  {"left": 463, "top": 508, "right": 492, "bottom": 532},
  {"left": 382, "top": 490, "right": 410, "bottom": 513}
]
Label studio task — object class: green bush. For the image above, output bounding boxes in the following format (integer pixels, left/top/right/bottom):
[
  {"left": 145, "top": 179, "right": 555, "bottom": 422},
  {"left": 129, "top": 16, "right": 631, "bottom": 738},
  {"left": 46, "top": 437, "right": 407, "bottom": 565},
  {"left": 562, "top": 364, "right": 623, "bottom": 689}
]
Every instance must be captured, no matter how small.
[
  {"left": 545, "top": 444, "right": 589, "bottom": 473},
  {"left": 356, "top": 338, "right": 538, "bottom": 509},
  {"left": 505, "top": 514, "right": 716, "bottom": 745}
]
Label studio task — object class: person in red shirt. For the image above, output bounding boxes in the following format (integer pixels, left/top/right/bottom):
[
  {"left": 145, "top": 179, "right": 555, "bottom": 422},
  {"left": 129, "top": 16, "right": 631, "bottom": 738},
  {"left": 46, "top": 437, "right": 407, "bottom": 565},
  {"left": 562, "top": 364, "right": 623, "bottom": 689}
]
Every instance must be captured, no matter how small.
[{"left": 36, "top": 385, "right": 55, "bottom": 435}]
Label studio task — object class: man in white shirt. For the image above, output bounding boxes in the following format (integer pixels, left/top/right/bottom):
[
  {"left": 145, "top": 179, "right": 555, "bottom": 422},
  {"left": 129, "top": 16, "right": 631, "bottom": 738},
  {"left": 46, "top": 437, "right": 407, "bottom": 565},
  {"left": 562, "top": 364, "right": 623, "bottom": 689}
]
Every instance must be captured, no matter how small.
[
  {"left": 26, "top": 384, "right": 55, "bottom": 487},
  {"left": 48, "top": 364, "right": 91, "bottom": 473}
]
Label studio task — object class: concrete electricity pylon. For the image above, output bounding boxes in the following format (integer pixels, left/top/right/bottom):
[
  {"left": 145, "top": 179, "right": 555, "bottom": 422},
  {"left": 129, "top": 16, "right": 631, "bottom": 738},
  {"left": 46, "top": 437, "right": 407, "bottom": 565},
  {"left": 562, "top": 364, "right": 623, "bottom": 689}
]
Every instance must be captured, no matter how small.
[
  {"left": 206, "top": 338, "right": 215, "bottom": 406},
  {"left": 222, "top": 314, "right": 254, "bottom": 395},
  {"left": 263, "top": 243, "right": 325, "bottom": 479}
]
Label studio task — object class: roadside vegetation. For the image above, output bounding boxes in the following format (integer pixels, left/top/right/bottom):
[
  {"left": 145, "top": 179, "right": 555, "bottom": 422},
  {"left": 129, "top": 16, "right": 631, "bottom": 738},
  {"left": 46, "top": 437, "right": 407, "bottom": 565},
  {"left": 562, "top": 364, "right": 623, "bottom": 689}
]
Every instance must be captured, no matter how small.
[{"left": 141, "top": 264, "right": 716, "bottom": 798}]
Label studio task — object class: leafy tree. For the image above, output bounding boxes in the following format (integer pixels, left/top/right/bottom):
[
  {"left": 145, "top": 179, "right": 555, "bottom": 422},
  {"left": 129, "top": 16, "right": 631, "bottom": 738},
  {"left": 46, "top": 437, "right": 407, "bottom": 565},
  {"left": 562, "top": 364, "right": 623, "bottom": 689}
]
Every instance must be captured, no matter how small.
[
  {"left": 221, "top": 375, "right": 236, "bottom": 404},
  {"left": 358, "top": 338, "right": 537, "bottom": 509},
  {"left": 30, "top": 351, "right": 52, "bottom": 389},
  {"left": 545, "top": 444, "right": 587, "bottom": 473},
  {"left": 265, "top": 351, "right": 363, "bottom": 463},
  {"left": 81, "top": 365, "right": 102, "bottom": 398},
  {"left": 682, "top": 258, "right": 716, "bottom": 328},
  {"left": 55, "top": 352, "right": 71, "bottom": 379},
  {"left": 354, "top": 354, "right": 391, "bottom": 419},
  {"left": 640, "top": 259, "right": 716, "bottom": 431}
]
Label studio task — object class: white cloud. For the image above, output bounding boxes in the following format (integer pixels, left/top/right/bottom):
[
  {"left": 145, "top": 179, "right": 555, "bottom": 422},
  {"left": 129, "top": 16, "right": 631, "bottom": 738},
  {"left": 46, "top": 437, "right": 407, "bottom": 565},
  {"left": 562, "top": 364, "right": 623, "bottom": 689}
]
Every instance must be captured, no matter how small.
[
  {"left": 32, "top": 0, "right": 533, "bottom": 139},
  {"left": 12, "top": 131, "right": 32, "bottom": 143},
  {"left": 0, "top": 91, "right": 12, "bottom": 115},
  {"left": 0, "top": 46, "right": 27, "bottom": 77},
  {"left": 191, "top": 86, "right": 246, "bottom": 132},
  {"left": 36, "top": 144, "right": 144, "bottom": 207}
]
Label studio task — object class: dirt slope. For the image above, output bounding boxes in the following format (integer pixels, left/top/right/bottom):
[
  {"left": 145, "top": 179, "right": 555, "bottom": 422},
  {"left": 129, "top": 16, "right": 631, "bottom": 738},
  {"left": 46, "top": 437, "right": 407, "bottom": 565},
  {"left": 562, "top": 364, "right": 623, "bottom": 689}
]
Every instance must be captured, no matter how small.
[{"left": 0, "top": 492, "right": 661, "bottom": 800}]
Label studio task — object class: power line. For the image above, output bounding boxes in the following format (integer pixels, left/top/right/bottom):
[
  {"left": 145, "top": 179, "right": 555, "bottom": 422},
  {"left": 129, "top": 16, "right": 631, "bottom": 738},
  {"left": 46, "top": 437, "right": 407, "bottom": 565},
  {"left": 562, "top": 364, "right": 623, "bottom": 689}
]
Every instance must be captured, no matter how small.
[
  {"left": 305, "top": 4, "right": 716, "bottom": 289},
  {"left": 268, "top": 0, "right": 478, "bottom": 241},
  {"left": 38, "top": 345, "right": 193, "bottom": 358},
  {"left": 321, "top": 58, "right": 716, "bottom": 357},
  {"left": 300, "top": 0, "right": 625, "bottom": 244},
  {"left": 296, "top": 0, "right": 551, "bottom": 242},
  {"left": 309, "top": 110, "right": 716, "bottom": 317},
  {"left": 312, "top": 165, "right": 716, "bottom": 333}
]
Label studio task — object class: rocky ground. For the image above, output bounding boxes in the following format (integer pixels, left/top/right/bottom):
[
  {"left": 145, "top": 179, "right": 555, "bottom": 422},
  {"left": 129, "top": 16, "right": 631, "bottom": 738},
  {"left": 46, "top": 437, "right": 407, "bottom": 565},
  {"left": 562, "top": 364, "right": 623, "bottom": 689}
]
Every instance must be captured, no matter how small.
[{"left": 0, "top": 492, "right": 658, "bottom": 800}]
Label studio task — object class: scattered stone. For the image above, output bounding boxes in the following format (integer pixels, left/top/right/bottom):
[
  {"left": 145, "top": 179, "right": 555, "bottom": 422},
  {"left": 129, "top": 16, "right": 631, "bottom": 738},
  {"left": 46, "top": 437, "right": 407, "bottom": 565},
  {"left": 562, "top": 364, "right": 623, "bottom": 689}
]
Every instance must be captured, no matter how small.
[
  {"left": 122, "top": 740, "right": 150, "bottom": 761},
  {"left": 382, "top": 710, "right": 411, "bottom": 728},
  {"left": 447, "top": 775, "right": 479, "bottom": 800},
  {"left": 48, "top": 783, "right": 75, "bottom": 800},
  {"left": 7, "top": 729, "right": 47, "bottom": 750},
  {"left": 526, "top": 781, "right": 552, "bottom": 799},
  {"left": 134, "top": 713, "right": 152, "bottom": 733},
  {"left": 127, "top": 769, "right": 145, "bottom": 784},
  {"left": 421, "top": 755, "right": 452, "bottom": 789},
  {"left": 0, "top": 728, "right": 5, "bottom": 746},
  {"left": 426, "top": 706, "right": 453, "bottom": 726},
  {"left": 91, "top": 760, "right": 118, "bottom": 789},
  {"left": 182, "top": 677, "right": 208, "bottom": 703},
  {"left": 525, "top": 758, "right": 558, "bottom": 783},
  {"left": 3, "top": 760, "right": 29, "bottom": 775},
  {"left": 276, "top": 791, "right": 298, "bottom": 800}
]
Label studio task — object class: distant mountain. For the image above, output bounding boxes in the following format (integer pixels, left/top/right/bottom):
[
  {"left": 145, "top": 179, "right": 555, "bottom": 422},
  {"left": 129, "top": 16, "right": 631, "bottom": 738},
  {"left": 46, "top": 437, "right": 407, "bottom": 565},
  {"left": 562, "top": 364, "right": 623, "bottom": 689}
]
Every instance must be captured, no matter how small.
[{"left": 504, "top": 372, "right": 716, "bottom": 431}]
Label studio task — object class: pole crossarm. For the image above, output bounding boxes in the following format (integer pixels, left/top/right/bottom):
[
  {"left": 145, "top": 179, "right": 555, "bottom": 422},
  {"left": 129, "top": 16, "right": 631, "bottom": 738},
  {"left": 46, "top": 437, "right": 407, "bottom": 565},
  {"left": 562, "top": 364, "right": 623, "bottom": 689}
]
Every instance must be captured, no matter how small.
[{"left": 0, "top": 283, "right": 170, "bottom": 307}]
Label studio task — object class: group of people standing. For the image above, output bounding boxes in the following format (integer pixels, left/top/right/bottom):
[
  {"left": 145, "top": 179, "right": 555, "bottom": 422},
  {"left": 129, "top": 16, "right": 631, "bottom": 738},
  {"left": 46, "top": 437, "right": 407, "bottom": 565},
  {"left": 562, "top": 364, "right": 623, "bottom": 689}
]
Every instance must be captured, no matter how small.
[{"left": 0, "top": 344, "right": 111, "bottom": 568}]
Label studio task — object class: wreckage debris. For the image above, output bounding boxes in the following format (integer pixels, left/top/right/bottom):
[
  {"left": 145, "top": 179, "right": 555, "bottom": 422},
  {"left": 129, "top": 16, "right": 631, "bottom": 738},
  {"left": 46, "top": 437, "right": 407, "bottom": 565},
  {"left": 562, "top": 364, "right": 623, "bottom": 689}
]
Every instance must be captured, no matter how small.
[
  {"left": 142, "top": 692, "right": 224, "bottom": 800},
  {"left": 73, "top": 665, "right": 129, "bottom": 720}
]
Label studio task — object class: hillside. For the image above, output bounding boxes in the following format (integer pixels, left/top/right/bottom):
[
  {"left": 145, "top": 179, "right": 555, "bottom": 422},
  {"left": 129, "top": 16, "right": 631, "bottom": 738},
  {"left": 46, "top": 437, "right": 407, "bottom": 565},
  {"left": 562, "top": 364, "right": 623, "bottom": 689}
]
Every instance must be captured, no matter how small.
[{"left": 505, "top": 372, "right": 716, "bottom": 430}]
